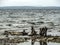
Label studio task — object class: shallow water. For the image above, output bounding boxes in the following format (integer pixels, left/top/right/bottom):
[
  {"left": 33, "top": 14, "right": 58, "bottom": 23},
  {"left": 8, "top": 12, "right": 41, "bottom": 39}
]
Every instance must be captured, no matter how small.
[{"left": 0, "top": 40, "right": 60, "bottom": 45}]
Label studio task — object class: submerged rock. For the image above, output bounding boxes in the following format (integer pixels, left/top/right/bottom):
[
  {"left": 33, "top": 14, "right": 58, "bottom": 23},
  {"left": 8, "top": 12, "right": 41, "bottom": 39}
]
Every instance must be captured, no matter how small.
[
  {"left": 37, "top": 21, "right": 44, "bottom": 24},
  {"left": 27, "top": 22, "right": 36, "bottom": 25},
  {"left": 22, "top": 20, "right": 26, "bottom": 22},
  {"left": 6, "top": 24, "right": 12, "bottom": 26}
]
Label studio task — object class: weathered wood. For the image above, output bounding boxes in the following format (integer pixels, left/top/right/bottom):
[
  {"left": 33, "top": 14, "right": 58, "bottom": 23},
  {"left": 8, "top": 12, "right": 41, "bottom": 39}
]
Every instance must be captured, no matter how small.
[
  {"left": 1, "top": 26, "right": 60, "bottom": 43},
  {"left": 3, "top": 30, "right": 28, "bottom": 36},
  {"left": 39, "top": 27, "right": 48, "bottom": 37},
  {"left": 30, "top": 26, "right": 37, "bottom": 36}
]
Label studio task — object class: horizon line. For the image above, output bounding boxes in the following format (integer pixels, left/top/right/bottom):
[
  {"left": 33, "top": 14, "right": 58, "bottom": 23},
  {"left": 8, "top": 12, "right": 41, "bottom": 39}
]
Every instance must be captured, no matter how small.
[{"left": 0, "top": 6, "right": 60, "bottom": 7}]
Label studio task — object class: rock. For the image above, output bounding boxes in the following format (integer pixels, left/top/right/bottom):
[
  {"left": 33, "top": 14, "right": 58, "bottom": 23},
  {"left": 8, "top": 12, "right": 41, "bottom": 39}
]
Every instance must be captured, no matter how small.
[{"left": 6, "top": 24, "right": 12, "bottom": 26}]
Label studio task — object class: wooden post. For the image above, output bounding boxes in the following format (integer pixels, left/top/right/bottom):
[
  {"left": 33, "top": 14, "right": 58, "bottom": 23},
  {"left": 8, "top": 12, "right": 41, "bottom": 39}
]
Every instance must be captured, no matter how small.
[
  {"left": 39, "top": 27, "right": 48, "bottom": 37},
  {"left": 4, "top": 31, "right": 9, "bottom": 37},
  {"left": 22, "top": 30, "right": 28, "bottom": 35},
  {"left": 44, "top": 27, "right": 48, "bottom": 37},
  {"left": 31, "top": 26, "right": 36, "bottom": 35}
]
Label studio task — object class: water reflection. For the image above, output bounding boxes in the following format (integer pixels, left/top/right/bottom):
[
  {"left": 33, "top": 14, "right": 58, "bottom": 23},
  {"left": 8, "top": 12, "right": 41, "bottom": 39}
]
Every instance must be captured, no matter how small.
[
  {"left": 40, "top": 41, "right": 47, "bottom": 45},
  {"left": 31, "top": 41, "right": 34, "bottom": 45},
  {"left": 31, "top": 41, "right": 47, "bottom": 45},
  {"left": 0, "top": 39, "right": 60, "bottom": 45},
  {"left": 31, "top": 38, "right": 47, "bottom": 45}
]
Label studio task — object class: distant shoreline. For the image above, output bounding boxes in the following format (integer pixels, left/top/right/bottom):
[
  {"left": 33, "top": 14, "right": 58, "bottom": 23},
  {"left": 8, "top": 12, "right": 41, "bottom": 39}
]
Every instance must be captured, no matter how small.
[{"left": 0, "top": 6, "right": 60, "bottom": 10}]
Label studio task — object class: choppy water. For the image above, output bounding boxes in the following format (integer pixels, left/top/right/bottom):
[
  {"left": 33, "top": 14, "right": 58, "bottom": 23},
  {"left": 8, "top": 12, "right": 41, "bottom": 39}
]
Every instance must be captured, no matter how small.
[{"left": 0, "top": 9, "right": 60, "bottom": 45}]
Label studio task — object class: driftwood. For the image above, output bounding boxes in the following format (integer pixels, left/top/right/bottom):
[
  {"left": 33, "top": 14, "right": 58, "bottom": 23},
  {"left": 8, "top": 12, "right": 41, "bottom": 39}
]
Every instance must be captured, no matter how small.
[{"left": 1, "top": 26, "right": 60, "bottom": 43}]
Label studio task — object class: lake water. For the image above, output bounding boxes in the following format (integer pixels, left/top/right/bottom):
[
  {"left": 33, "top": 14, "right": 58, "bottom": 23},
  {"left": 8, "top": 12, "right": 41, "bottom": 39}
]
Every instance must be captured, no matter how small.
[{"left": 0, "top": 9, "right": 60, "bottom": 45}]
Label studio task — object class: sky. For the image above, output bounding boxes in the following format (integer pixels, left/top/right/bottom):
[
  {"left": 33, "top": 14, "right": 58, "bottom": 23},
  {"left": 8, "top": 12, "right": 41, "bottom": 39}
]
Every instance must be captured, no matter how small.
[{"left": 0, "top": 0, "right": 60, "bottom": 7}]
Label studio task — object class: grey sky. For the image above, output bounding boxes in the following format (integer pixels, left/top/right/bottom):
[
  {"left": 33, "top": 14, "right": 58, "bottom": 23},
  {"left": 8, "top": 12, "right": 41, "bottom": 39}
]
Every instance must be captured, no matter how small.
[{"left": 0, "top": 0, "right": 60, "bottom": 7}]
